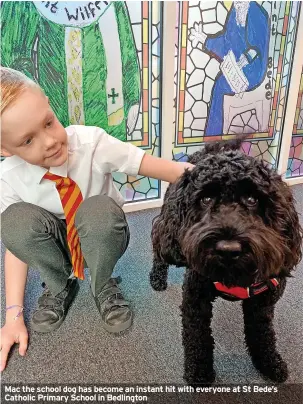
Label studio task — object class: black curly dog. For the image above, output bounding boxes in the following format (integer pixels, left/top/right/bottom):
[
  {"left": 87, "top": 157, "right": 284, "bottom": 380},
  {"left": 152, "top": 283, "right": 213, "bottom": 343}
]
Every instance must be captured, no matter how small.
[{"left": 150, "top": 138, "right": 302, "bottom": 385}]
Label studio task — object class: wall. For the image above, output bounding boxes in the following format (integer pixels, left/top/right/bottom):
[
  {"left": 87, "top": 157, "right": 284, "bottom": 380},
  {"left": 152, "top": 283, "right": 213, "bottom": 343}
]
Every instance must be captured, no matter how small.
[{"left": 1, "top": 1, "right": 302, "bottom": 211}]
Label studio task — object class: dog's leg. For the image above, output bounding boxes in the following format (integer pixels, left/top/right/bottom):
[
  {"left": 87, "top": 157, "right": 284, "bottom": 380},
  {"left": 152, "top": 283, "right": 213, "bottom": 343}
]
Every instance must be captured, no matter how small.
[
  {"left": 181, "top": 271, "right": 216, "bottom": 386},
  {"left": 242, "top": 291, "right": 288, "bottom": 383},
  {"left": 150, "top": 258, "right": 169, "bottom": 291}
]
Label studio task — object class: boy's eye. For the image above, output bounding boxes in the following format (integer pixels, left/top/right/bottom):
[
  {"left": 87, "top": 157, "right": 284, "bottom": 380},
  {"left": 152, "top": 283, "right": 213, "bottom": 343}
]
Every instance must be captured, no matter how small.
[
  {"left": 46, "top": 119, "right": 53, "bottom": 128},
  {"left": 24, "top": 138, "right": 33, "bottom": 146}
]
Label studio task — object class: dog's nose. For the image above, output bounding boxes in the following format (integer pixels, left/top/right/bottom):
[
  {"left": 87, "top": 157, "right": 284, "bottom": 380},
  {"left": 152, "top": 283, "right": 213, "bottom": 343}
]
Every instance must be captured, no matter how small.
[{"left": 216, "top": 240, "right": 242, "bottom": 255}]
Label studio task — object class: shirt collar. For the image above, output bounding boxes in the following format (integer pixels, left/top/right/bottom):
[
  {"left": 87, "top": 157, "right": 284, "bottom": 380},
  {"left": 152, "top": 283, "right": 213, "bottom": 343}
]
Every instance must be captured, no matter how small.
[{"left": 26, "top": 158, "right": 68, "bottom": 184}]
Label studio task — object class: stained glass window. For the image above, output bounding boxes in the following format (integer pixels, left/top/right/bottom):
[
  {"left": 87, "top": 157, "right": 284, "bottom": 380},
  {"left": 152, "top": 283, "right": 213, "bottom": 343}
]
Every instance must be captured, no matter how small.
[
  {"left": 173, "top": 1, "right": 301, "bottom": 169},
  {"left": 287, "top": 67, "right": 303, "bottom": 178},
  {"left": 113, "top": 2, "right": 162, "bottom": 201},
  {"left": 1, "top": 1, "right": 162, "bottom": 202}
]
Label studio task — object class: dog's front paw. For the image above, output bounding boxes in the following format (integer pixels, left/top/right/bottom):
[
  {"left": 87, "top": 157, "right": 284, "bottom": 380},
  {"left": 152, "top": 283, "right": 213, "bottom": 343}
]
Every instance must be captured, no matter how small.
[
  {"left": 184, "top": 369, "right": 216, "bottom": 387},
  {"left": 149, "top": 271, "right": 167, "bottom": 291},
  {"left": 252, "top": 355, "right": 288, "bottom": 383}
]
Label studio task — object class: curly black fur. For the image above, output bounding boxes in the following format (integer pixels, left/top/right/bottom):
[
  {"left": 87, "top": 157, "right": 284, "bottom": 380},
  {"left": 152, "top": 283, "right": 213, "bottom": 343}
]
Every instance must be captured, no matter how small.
[{"left": 150, "top": 138, "right": 302, "bottom": 385}]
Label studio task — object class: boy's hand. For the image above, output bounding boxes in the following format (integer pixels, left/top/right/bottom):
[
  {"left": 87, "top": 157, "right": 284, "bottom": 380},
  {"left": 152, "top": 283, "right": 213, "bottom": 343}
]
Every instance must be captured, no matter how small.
[
  {"left": 0, "top": 320, "right": 28, "bottom": 372},
  {"left": 176, "top": 161, "right": 195, "bottom": 174},
  {"left": 138, "top": 154, "right": 195, "bottom": 184}
]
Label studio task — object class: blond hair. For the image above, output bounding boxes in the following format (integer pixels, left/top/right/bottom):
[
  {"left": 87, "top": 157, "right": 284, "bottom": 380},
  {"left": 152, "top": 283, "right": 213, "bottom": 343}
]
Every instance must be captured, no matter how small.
[{"left": 0, "top": 66, "right": 40, "bottom": 114}]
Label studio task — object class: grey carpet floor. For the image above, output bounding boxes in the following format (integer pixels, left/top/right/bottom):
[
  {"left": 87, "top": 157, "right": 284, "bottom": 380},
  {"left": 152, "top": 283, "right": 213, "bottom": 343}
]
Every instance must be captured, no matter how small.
[{"left": 1, "top": 185, "right": 302, "bottom": 387}]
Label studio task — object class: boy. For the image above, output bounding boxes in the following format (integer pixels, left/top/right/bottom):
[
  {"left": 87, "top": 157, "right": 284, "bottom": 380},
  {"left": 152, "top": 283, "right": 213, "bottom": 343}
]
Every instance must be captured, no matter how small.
[{"left": 0, "top": 67, "right": 193, "bottom": 371}]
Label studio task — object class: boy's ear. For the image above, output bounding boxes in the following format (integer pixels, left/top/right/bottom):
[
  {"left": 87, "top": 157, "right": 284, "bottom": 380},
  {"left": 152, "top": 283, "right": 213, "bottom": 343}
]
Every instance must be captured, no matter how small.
[{"left": 1, "top": 148, "right": 13, "bottom": 157}]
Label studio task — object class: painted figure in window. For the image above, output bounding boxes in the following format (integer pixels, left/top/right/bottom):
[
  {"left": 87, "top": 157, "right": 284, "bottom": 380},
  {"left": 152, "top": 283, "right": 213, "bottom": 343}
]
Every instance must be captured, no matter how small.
[
  {"left": 189, "top": 1, "right": 270, "bottom": 136},
  {"left": 1, "top": 1, "right": 140, "bottom": 141}
]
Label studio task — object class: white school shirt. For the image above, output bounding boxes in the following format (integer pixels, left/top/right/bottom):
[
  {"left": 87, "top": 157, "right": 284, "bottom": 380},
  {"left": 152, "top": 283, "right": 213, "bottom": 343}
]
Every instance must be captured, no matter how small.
[{"left": 0, "top": 125, "right": 145, "bottom": 218}]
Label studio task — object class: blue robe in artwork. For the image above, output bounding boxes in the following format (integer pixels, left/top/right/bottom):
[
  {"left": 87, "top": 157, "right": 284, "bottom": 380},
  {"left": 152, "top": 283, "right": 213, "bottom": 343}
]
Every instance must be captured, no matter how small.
[{"left": 204, "top": 2, "right": 270, "bottom": 136}]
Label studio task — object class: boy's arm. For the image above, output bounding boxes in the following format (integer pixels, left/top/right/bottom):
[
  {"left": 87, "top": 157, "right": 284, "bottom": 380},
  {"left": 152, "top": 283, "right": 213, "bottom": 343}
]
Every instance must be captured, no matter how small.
[
  {"left": 1, "top": 250, "right": 28, "bottom": 371},
  {"left": 138, "top": 153, "right": 194, "bottom": 183},
  {"left": 89, "top": 127, "right": 194, "bottom": 182},
  {"left": 4, "top": 249, "right": 28, "bottom": 323}
]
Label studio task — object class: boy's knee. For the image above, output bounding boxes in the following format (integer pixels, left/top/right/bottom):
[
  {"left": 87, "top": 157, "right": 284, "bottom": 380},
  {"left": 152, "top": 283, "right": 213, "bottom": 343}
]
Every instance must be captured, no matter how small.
[
  {"left": 2, "top": 202, "right": 31, "bottom": 230},
  {"left": 1, "top": 202, "right": 44, "bottom": 247},
  {"left": 75, "top": 195, "right": 125, "bottom": 234}
]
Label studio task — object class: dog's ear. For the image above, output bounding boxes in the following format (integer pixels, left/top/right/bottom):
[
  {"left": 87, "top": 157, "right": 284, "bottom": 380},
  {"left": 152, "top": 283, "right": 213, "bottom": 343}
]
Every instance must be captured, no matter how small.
[
  {"left": 152, "top": 176, "right": 190, "bottom": 264},
  {"left": 266, "top": 176, "right": 303, "bottom": 272}
]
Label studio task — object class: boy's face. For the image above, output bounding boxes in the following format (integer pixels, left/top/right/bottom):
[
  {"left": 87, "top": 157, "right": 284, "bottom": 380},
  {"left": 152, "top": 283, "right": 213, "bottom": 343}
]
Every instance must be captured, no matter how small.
[{"left": 1, "top": 87, "right": 68, "bottom": 168}]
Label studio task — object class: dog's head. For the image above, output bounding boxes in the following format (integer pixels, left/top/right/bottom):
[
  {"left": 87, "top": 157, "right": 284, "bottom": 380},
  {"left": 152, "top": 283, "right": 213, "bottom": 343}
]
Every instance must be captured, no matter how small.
[{"left": 152, "top": 139, "right": 302, "bottom": 288}]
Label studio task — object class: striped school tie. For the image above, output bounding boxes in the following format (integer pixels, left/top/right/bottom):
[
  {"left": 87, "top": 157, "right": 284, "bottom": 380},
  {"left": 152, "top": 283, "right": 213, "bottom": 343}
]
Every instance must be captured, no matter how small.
[{"left": 43, "top": 172, "right": 85, "bottom": 280}]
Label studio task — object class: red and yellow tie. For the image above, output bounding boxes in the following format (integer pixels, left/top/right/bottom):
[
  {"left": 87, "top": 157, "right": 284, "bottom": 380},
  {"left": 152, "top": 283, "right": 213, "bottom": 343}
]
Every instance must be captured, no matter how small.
[{"left": 43, "top": 172, "right": 85, "bottom": 279}]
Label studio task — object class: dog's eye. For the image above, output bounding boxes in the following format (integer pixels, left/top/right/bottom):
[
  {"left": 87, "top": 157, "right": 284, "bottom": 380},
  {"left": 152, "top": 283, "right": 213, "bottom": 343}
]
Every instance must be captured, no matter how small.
[
  {"left": 243, "top": 196, "right": 258, "bottom": 207},
  {"left": 201, "top": 196, "right": 213, "bottom": 206}
]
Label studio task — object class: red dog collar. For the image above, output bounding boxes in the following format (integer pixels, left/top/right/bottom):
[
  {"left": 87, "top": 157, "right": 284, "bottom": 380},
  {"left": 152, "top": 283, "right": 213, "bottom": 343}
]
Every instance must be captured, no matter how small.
[{"left": 214, "top": 278, "right": 279, "bottom": 300}]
